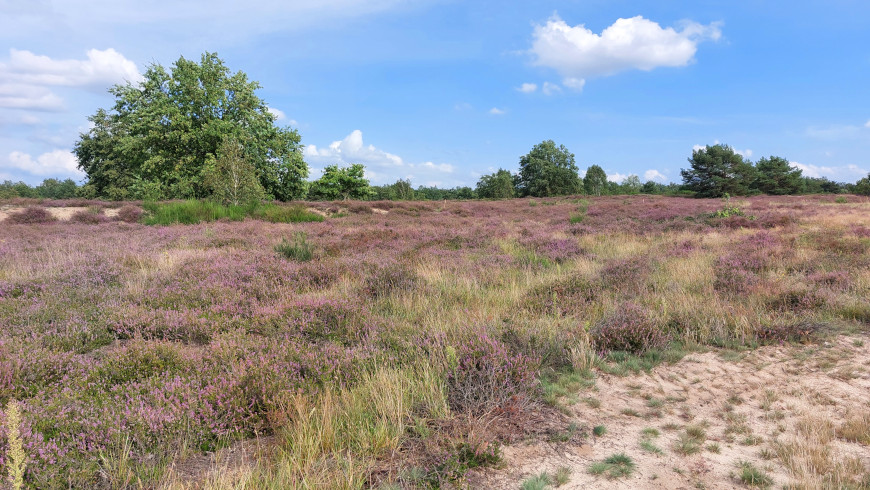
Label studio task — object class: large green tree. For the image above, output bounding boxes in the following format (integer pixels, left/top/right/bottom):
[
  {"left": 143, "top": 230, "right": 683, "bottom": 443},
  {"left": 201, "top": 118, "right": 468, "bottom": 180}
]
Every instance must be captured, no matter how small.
[
  {"left": 516, "top": 140, "right": 582, "bottom": 197},
  {"left": 583, "top": 164, "right": 608, "bottom": 196},
  {"left": 74, "top": 52, "right": 307, "bottom": 201},
  {"left": 753, "top": 156, "right": 804, "bottom": 195},
  {"left": 855, "top": 173, "right": 870, "bottom": 196},
  {"left": 475, "top": 169, "right": 516, "bottom": 199},
  {"left": 308, "top": 164, "right": 372, "bottom": 200},
  {"left": 680, "top": 144, "right": 756, "bottom": 198}
]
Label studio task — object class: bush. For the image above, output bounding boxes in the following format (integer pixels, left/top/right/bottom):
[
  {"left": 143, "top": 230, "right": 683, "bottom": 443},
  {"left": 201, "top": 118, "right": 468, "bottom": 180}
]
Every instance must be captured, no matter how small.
[
  {"left": 445, "top": 333, "right": 538, "bottom": 416},
  {"left": 590, "top": 303, "right": 668, "bottom": 354},
  {"left": 247, "top": 203, "right": 324, "bottom": 223},
  {"left": 274, "top": 232, "right": 314, "bottom": 262},
  {"left": 142, "top": 200, "right": 324, "bottom": 225},
  {"left": 363, "top": 264, "right": 418, "bottom": 298},
  {"left": 70, "top": 208, "right": 107, "bottom": 224},
  {"left": 115, "top": 205, "right": 144, "bottom": 223},
  {"left": 6, "top": 206, "right": 57, "bottom": 224}
]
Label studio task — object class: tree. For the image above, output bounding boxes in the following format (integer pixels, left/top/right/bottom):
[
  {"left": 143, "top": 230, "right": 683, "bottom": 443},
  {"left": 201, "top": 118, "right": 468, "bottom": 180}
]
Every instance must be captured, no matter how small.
[
  {"left": 475, "top": 169, "right": 516, "bottom": 199},
  {"left": 308, "top": 164, "right": 372, "bottom": 200},
  {"left": 855, "top": 173, "right": 870, "bottom": 196},
  {"left": 753, "top": 156, "right": 803, "bottom": 195},
  {"left": 35, "top": 178, "right": 79, "bottom": 199},
  {"left": 621, "top": 175, "right": 642, "bottom": 194},
  {"left": 583, "top": 165, "right": 608, "bottom": 196},
  {"left": 74, "top": 52, "right": 307, "bottom": 201},
  {"left": 203, "top": 138, "right": 266, "bottom": 205},
  {"left": 516, "top": 140, "right": 582, "bottom": 197},
  {"left": 680, "top": 144, "right": 756, "bottom": 198}
]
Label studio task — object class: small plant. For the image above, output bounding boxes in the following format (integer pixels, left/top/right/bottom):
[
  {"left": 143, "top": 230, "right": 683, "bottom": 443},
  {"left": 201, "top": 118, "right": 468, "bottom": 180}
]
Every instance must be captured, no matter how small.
[
  {"left": 70, "top": 207, "right": 107, "bottom": 224},
  {"left": 114, "top": 205, "right": 144, "bottom": 223},
  {"left": 735, "top": 461, "right": 772, "bottom": 488},
  {"left": 588, "top": 453, "right": 636, "bottom": 479},
  {"left": 640, "top": 438, "right": 664, "bottom": 455},
  {"left": 835, "top": 196, "right": 848, "bottom": 204},
  {"left": 274, "top": 232, "right": 314, "bottom": 261},
  {"left": 706, "top": 443, "right": 721, "bottom": 454},
  {"left": 548, "top": 422, "right": 579, "bottom": 443},
  {"left": 521, "top": 472, "right": 552, "bottom": 490},
  {"left": 593, "top": 425, "right": 607, "bottom": 437},
  {"left": 642, "top": 427, "right": 660, "bottom": 438},
  {"left": 4, "top": 399, "right": 26, "bottom": 490},
  {"left": 711, "top": 194, "right": 754, "bottom": 219},
  {"left": 590, "top": 303, "right": 669, "bottom": 355},
  {"left": 673, "top": 425, "right": 706, "bottom": 455},
  {"left": 553, "top": 466, "right": 571, "bottom": 486}
]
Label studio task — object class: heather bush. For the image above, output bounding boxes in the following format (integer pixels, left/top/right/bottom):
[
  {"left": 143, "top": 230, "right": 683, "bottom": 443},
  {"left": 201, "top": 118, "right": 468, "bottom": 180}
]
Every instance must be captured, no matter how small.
[
  {"left": 590, "top": 303, "right": 669, "bottom": 355},
  {"left": 445, "top": 333, "right": 538, "bottom": 416},
  {"left": 754, "top": 322, "right": 822, "bottom": 344},
  {"left": 524, "top": 276, "right": 596, "bottom": 316},
  {"left": 599, "top": 256, "right": 651, "bottom": 294},
  {"left": 5, "top": 207, "right": 56, "bottom": 224},
  {"left": 363, "top": 263, "right": 419, "bottom": 298},
  {"left": 114, "top": 205, "right": 144, "bottom": 223},
  {"left": 69, "top": 207, "right": 107, "bottom": 224}
]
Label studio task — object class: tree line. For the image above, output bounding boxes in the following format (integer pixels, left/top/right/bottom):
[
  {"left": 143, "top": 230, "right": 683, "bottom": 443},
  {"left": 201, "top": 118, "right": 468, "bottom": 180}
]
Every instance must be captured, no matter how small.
[{"left": 4, "top": 53, "right": 867, "bottom": 202}]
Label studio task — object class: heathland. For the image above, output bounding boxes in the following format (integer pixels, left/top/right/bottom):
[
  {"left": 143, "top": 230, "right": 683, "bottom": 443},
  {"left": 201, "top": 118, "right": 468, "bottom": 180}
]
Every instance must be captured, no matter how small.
[{"left": 1, "top": 194, "right": 868, "bottom": 489}]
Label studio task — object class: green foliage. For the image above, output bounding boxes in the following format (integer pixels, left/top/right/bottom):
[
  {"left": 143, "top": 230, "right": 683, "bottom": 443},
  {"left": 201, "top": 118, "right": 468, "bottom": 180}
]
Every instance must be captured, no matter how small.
[
  {"left": 516, "top": 140, "right": 583, "bottom": 197},
  {"left": 588, "top": 453, "right": 635, "bottom": 479},
  {"left": 141, "top": 200, "right": 322, "bottom": 225},
  {"left": 583, "top": 165, "right": 608, "bottom": 196},
  {"left": 593, "top": 425, "right": 607, "bottom": 437},
  {"left": 710, "top": 195, "right": 754, "bottom": 219},
  {"left": 856, "top": 173, "right": 870, "bottom": 196},
  {"left": 621, "top": 175, "right": 642, "bottom": 194},
  {"left": 753, "top": 156, "right": 804, "bottom": 195},
  {"left": 74, "top": 52, "right": 307, "bottom": 201},
  {"left": 203, "top": 138, "right": 266, "bottom": 206},
  {"left": 308, "top": 164, "right": 372, "bottom": 201},
  {"left": 274, "top": 232, "right": 314, "bottom": 262},
  {"left": 681, "top": 144, "right": 756, "bottom": 197},
  {"left": 475, "top": 168, "right": 516, "bottom": 199},
  {"left": 735, "top": 461, "right": 773, "bottom": 488},
  {"left": 521, "top": 472, "right": 552, "bottom": 490},
  {"left": 35, "top": 178, "right": 79, "bottom": 199}
]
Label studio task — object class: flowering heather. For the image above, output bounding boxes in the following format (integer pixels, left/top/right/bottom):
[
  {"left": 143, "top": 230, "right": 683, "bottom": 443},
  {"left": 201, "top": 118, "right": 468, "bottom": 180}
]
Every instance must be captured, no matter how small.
[{"left": 0, "top": 194, "right": 868, "bottom": 486}]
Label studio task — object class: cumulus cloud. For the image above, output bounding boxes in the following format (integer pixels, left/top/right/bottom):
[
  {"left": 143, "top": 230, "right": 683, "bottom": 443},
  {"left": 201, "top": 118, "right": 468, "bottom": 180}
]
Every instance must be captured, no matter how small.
[
  {"left": 530, "top": 15, "right": 721, "bottom": 90},
  {"left": 542, "top": 81, "right": 561, "bottom": 96},
  {"left": 865, "top": 119, "right": 870, "bottom": 128},
  {"left": 562, "top": 77, "right": 585, "bottom": 91},
  {"left": 607, "top": 172, "right": 628, "bottom": 183},
  {"left": 267, "top": 107, "right": 286, "bottom": 121},
  {"left": 488, "top": 107, "right": 506, "bottom": 115},
  {"left": 2, "top": 149, "right": 83, "bottom": 177},
  {"left": 303, "top": 130, "right": 455, "bottom": 186},
  {"left": 517, "top": 83, "right": 537, "bottom": 93},
  {"left": 0, "top": 48, "right": 140, "bottom": 111},
  {"left": 644, "top": 169, "right": 667, "bottom": 182},
  {"left": 789, "top": 161, "right": 868, "bottom": 181},
  {"left": 735, "top": 148, "right": 753, "bottom": 158}
]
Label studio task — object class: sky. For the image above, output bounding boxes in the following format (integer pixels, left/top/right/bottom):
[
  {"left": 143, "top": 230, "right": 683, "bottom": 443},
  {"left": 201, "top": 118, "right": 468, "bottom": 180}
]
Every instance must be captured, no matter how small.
[{"left": 1, "top": 0, "right": 868, "bottom": 188}]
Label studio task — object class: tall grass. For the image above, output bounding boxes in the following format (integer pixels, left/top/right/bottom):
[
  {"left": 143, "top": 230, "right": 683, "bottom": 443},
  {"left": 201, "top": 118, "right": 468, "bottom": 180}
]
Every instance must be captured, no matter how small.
[{"left": 142, "top": 200, "right": 324, "bottom": 225}]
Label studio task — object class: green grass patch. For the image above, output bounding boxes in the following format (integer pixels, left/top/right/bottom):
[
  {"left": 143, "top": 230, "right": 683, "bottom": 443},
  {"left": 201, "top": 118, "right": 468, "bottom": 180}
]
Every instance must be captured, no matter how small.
[
  {"left": 142, "top": 200, "right": 323, "bottom": 225},
  {"left": 274, "top": 232, "right": 314, "bottom": 262},
  {"left": 588, "top": 453, "right": 635, "bottom": 479}
]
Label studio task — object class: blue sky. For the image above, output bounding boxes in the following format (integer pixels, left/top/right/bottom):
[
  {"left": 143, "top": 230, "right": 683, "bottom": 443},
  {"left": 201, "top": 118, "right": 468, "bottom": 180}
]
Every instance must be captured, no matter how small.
[{"left": 1, "top": 0, "right": 868, "bottom": 187}]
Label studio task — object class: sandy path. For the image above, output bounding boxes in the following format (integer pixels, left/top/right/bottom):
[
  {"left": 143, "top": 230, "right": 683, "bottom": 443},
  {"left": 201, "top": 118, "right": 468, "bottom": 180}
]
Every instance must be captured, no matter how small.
[{"left": 480, "top": 335, "right": 870, "bottom": 489}]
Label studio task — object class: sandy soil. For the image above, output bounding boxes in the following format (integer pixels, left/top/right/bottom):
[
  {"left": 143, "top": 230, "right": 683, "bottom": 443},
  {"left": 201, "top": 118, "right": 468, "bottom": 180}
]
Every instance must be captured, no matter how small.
[
  {"left": 479, "top": 335, "right": 870, "bottom": 489},
  {"left": 0, "top": 205, "right": 119, "bottom": 222}
]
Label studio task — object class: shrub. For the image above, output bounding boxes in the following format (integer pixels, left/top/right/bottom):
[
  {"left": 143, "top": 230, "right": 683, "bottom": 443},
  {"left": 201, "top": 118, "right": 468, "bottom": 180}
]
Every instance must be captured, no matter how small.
[
  {"left": 274, "top": 232, "right": 314, "bottom": 262},
  {"left": 590, "top": 303, "right": 668, "bottom": 355},
  {"left": 754, "top": 322, "right": 822, "bottom": 344},
  {"left": 247, "top": 203, "right": 324, "bottom": 223},
  {"left": 524, "top": 276, "right": 596, "bottom": 316},
  {"left": 6, "top": 206, "right": 56, "bottom": 224},
  {"left": 363, "top": 264, "right": 418, "bottom": 298},
  {"left": 70, "top": 207, "right": 107, "bottom": 224},
  {"left": 445, "top": 333, "right": 538, "bottom": 416},
  {"left": 115, "top": 205, "right": 144, "bottom": 223},
  {"left": 588, "top": 453, "right": 635, "bottom": 479}
]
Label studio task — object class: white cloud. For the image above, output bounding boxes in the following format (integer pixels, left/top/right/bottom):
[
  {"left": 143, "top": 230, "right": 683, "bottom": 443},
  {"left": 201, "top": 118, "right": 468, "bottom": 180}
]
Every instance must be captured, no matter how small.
[
  {"left": 644, "top": 169, "right": 667, "bottom": 182},
  {"left": 1, "top": 48, "right": 141, "bottom": 87},
  {"left": 865, "top": 119, "right": 870, "bottom": 128},
  {"left": 530, "top": 15, "right": 721, "bottom": 90},
  {"left": 0, "top": 48, "right": 141, "bottom": 111},
  {"left": 3, "top": 149, "right": 83, "bottom": 177},
  {"left": 607, "top": 172, "right": 628, "bottom": 183},
  {"left": 735, "top": 148, "right": 753, "bottom": 158},
  {"left": 542, "top": 81, "right": 561, "bottom": 96},
  {"left": 267, "top": 107, "right": 286, "bottom": 121},
  {"left": 563, "top": 77, "right": 585, "bottom": 91},
  {"left": 789, "top": 162, "right": 868, "bottom": 181},
  {"left": 304, "top": 130, "right": 455, "bottom": 186},
  {"left": 517, "top": 83, "right": 537, "bottom": 93},
  {"left": 488, "top": 107, "right": 506, "bottom": 115}
]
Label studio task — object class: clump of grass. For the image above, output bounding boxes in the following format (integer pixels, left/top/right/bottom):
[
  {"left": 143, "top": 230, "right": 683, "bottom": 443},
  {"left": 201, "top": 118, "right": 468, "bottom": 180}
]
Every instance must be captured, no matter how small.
[
  {"left": 553, "top": 466, "right": 571, "bottom": 486},
  {"left": 548, "top": 423, "right": 579, "bottom": 443},
  {"left": 673, "top": 425, "right": 706, "bottom": 455},
  {"left": 521, "top": 472, "right": 552, "bottom": 490},
  {"left": 735, "top": 461, "right": 773, "bottom": 488},
  {"left": 836, "top": 411, "right": 870, "bottom": 445},
  {"left": 588, "top": 453, "right": 636, "bottom": 479},
  {"left": 640, "top": 438, "right": 664, "bottom": 455},
  {"left": 593, "top": 425, "right": 607, "bottom": 437},
  {"left": 142, "top": 200, "right": 323, "bottom": 225},
  {"left": 274, "top": 232, "right": 314, "bottom": 261}
]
